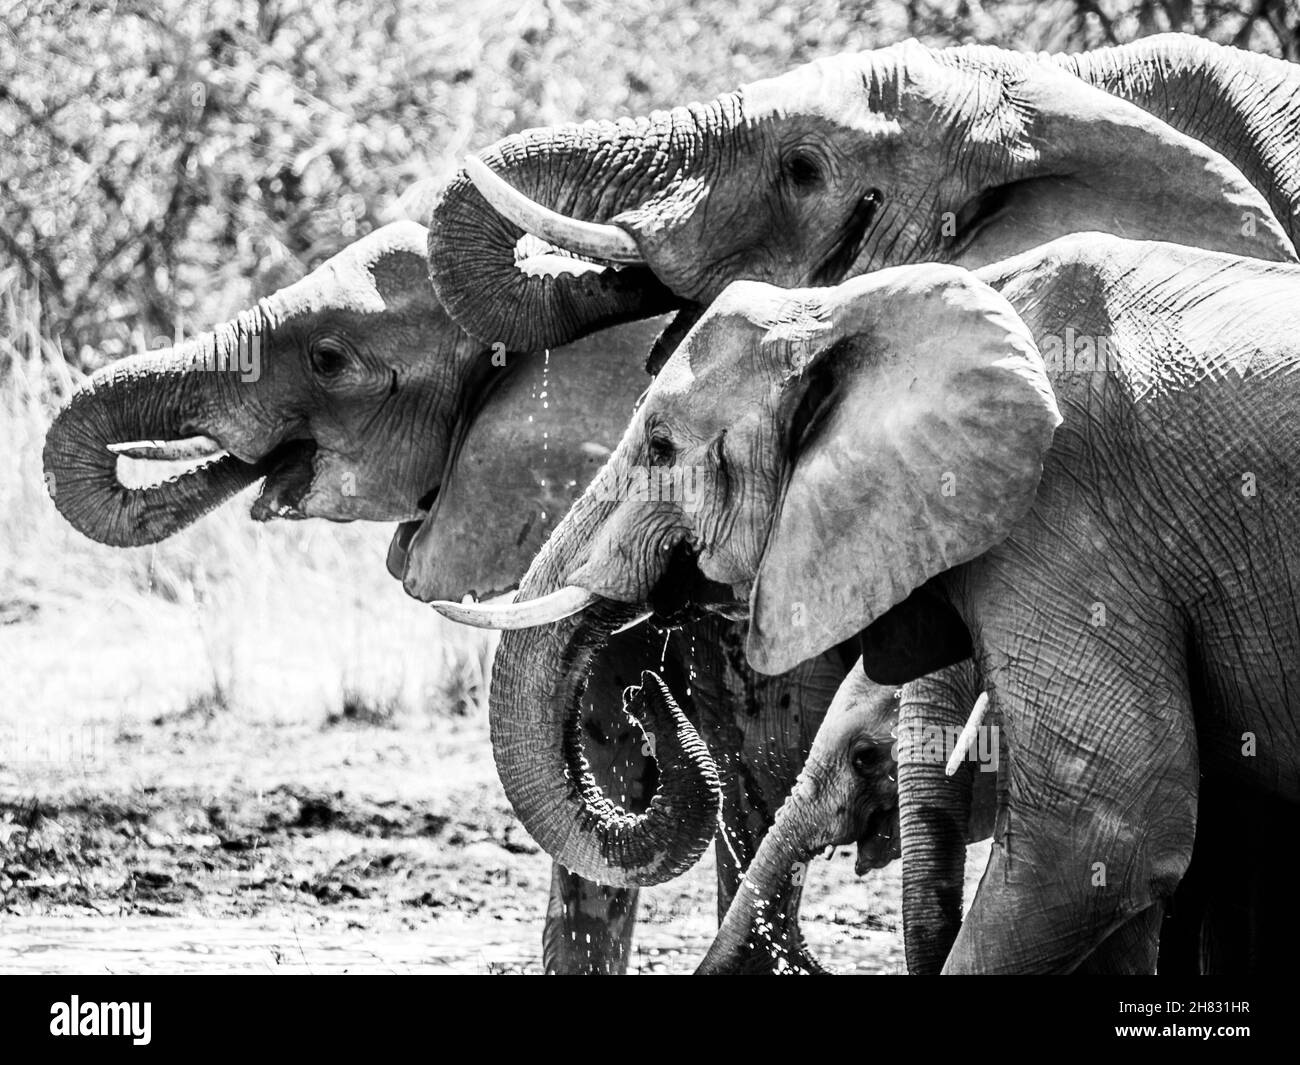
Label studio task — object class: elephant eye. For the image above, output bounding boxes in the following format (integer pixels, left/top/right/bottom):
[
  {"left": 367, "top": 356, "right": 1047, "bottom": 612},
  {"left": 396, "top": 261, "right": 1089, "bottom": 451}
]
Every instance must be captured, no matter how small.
[
  {"left": 647, "top": 427, "right": 675, "bottom": 467},
  {"left": 785, "top": 150, "right": 824, "bottom": 193},
  {"left": 309, "top": 338, "right": 352, "bottom": 379},
  {"left": 850, "top": 745, "right": 878, "bottom": 778}
]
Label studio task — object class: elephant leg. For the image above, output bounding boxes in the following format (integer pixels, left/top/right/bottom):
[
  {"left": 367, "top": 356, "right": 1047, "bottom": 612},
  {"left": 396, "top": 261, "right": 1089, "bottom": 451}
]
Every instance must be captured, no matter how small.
[
  {"left": 539, "top": 627, "right": 656, "bottom": 974},
  {"left": 944, "top": 648, "right": 1198, "bottom": 974},
  {"left": 543, "top": 866, "right": 639, "bottom": 975}
]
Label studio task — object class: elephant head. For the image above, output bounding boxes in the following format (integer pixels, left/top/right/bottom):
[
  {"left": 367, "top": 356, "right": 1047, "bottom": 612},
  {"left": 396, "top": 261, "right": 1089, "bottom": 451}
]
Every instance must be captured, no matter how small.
[
  {"left": 44, "top": 222, "right": 484, "bottom": 546},
  {"left": 42, "top": 218, "right": 667, "bottom": 587},
  {"left": 435, "top": 262, "right": 1059, "bottom": 884},
  {"left": 428, "top": 36, "right": 1295, "bottom": 352}
]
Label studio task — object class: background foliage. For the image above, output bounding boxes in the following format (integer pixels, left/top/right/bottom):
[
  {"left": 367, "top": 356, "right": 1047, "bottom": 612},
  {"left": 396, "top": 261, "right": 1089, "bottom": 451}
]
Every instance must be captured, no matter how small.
[{"left": 3, "top": 0, "right": 1298, "bottom": 365}]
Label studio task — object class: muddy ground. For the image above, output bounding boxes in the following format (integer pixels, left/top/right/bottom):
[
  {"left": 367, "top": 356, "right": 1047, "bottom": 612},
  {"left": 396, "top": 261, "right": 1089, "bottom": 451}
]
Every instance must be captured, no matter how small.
[{"left": 0, "top": 696, "right": 989, "bottom": 974}]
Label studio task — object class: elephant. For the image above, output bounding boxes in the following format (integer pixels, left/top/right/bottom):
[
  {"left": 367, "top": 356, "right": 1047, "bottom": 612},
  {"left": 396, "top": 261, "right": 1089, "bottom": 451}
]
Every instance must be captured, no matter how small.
[
  {"left": 425, "top": 33, "right": 1297, "bottom": 356},
  {"left": 696, "top": 661, "right": 998, "bottom": 974},
  {"left": 438, "top": 232, "right": 1300, "bottom": 973},
  {"left": 42, "top": 220, "right": 849, "bottom": 974}
]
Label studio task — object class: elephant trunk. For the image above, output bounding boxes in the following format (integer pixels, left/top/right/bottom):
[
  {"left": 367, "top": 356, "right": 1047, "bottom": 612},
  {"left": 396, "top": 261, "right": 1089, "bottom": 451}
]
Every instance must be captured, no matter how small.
[
  {"left": 43, "top": 321, "right": 271, "bottom": 547},
  {"left": 427, "top": 107, "right": 714, "bottom": 350},
  {"left": 488, "top": 495, "right": 721, "bottom": 887},
  {"left": 898, "top": 663, "right": 981, "bottom": 975},
  {"left": 696, "top": 773, "right": 828, "bottom": 975},
  {"left": 1057, "top": 35, "right": 1300, "bottom": 249}
]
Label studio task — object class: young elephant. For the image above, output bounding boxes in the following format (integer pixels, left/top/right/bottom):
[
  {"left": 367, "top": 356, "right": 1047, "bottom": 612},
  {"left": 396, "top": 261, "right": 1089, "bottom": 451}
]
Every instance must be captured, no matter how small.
[
  {"left": 697, "top": 665, "right": 896, "bottom": 974},
  {"left": 43, "top": 221, "right": 842, "bottom": 974},
  {"left": 443, "top": 233, "right": 1300, "bottom": 973},
  {"left": 697, "top": 661, "right": 997, "bottom": 974}
]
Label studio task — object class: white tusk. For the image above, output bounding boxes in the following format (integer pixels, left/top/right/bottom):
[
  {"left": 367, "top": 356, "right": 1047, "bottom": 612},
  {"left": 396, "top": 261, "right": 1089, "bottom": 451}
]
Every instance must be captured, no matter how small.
[
  {"left": 945, "top": 692, "right": 990, "bottom": 777},
  {"left": 465, "top": 155, "right": 645, "bottom": 265},
  {"left": 516, "top": 253, "right": 606, "bottom": 279},
  {"left": 611, "top": 609, "right": 654, "bottom": 636},
  {"left": 429, "top": 584, "right": 596, "bottom": 629},
  {"left": 109, "top": 436, "right": 224, "bottom": 461}
]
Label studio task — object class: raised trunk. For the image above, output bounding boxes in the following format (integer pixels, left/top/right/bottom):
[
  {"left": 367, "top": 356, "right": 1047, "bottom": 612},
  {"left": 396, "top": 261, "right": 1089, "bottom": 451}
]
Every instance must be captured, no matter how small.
[
  {"left": 488, "top": 494, "right": 721, "bottom": 887},
  {"left": 427, "top": 108, "right": 711, "bottom": 350},
  {"left": 43, "top": 323, "right": 269, "bottom": 547},
  {"left": 898, "top": 660, "right": 983, "bottom": 975},
  {"left": 1057, "top": 35, "right": 1300, "bottom": 249}
]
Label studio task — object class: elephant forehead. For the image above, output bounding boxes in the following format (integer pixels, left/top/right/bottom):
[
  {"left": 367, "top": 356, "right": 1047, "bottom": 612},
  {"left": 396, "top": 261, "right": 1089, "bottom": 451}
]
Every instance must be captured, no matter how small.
[
  {"left": 740, "top": 51, "right": 907, "bottom": 136},
  {"left": 273, "top": 258, "right": 388, "bottom": 317},
  {"left": 293, "top": 224, "right": 434, "bottom": 317}
]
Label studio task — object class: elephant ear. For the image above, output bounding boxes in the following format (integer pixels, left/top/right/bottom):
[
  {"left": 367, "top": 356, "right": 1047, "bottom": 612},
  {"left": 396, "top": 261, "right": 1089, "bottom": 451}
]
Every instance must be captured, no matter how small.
[
  {"left": 747, "top": 265, "right": 1060, "bottom": 675},
  {"left": 397, "top": 316, "right": 666, "bottom": 602}
]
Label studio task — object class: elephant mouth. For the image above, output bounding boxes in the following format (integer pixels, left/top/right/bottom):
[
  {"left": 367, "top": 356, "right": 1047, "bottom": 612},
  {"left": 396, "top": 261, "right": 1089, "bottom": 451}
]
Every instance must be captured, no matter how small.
[
  {"left": 427, "top": 540, "right": 748, "bottom": 631},
  {"left": 644, "top": 544, "right": 749, "bottom": 626},
  {"left": 248, "top": 440, "right": 319, "bottom": 521},
  {"left": 385, "top": 486, "right": 439, "bottom": 584},
  {"left": 854, "top": 804, "right": 900, "bottom": 875}
]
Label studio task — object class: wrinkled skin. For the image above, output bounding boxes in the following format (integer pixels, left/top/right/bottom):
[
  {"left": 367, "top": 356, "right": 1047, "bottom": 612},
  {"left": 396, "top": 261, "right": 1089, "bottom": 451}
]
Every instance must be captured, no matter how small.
[
  {"left": 428, "top": 33, "right": 1297, "bottom": 354},
  {"left": 901, "top": 661, "right": 1300, "bottom": 975},
  {"left": 703, "top": 653, "right": 1295, "bottom": 976},
  {"left": 44, "top": 222, "right": 844, "bottom": 974},
  {"left": 462, "top": 234, "right": 1300, "bottom": 973}
]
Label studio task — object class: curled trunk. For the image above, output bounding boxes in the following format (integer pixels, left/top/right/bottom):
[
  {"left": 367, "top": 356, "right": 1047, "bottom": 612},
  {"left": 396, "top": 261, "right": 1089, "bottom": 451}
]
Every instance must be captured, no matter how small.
[
  {"left": 426, "top": 108, "right": 712, "bottom": 351},
  {"left": 43, "top": 328, "right": 266, "bottom": 547},
  {"left": 488, "top": 496, "right": 721, "bottom": 887}
]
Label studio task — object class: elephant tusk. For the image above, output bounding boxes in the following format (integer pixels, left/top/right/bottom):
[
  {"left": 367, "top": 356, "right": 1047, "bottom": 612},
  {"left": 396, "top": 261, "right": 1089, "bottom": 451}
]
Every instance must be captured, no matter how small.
[
  {"left": 109, "top": 436, "right": 224, "bottom": 461},
  {"left": 945, "top": 691, "right": 990, "bottom": 776},
  {"left": 464, "top": 155, "right": 645, "bottom": 265},
  {"left": 429, "top": 584, "right": 597, "bottom": 629},
  {"left": 516, "top": 252, "right": 607, "bottom": 279},
  {"left": 611, "top": 609, "right": 654, "bottom": 636}
]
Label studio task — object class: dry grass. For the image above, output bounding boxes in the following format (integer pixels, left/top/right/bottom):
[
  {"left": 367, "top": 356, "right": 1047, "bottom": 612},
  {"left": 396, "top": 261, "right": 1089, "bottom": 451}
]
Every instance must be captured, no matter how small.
[{"left": 0, "top": 269, "right": 493, "bottom": 739}]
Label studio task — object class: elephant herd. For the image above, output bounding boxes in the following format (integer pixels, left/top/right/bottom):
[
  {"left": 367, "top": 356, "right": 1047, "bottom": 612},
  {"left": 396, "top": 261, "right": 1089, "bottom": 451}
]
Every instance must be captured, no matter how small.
[{"left": 44, "top": 33, "right": 1300, "bottom": 974}]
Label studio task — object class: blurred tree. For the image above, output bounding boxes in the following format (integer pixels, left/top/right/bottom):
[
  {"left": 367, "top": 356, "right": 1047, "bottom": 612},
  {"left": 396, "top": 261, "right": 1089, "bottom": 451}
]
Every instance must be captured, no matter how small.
[{"left": 1, "top": 0, "right": 1296, "bottom": 366}]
